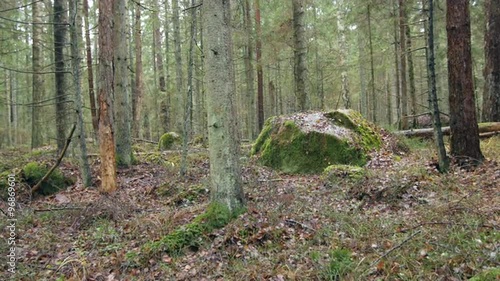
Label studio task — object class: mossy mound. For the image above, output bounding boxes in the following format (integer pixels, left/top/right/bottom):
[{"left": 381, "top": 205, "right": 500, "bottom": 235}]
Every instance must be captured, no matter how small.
[
  {"left": 22, "top": 162, "right": 73, "bottom": 196},
  {"left": 158, "top": 132, "right": 181, "bottom": 151},
  {"left": 322, "top": 164, "right": 366, "bottom": 187},
  {"left": 251, "top": 110, "right": 382, "bottom": 174}
]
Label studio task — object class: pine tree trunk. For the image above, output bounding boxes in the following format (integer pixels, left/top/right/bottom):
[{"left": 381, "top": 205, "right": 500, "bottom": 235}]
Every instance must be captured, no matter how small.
[
  {"left": 202, "top": 0, "right": 245, "bottom": 213},
  {"left": 446, "top": 0, "right": 484, "bottom": 163},
  {"left": 244, "top": 0, "right": 256, "bottom": 139},
  {"left": 483, "top": 0, "right": 500, "bottom": 122},
  {"left": 399, "top": 0, "right": 409, "bottom": 129},
  {"left": 54, "top": 0, "right": 69, "bottom": 153},
  {"left": 406, "top": 19, "right": 417, "bottom": 128},
  {"left": 255, "top": 0, "right": 264, "bottom": 132},
  {"left": 113, "top": 0, "right": 132, "bottom": 167},
  {"left": 98, "top": 0, "right": 118, "bottom": 193},
  {"left": 173, "top": 0, "right": 184, "bottom": 133},
  {"left": 337, "top": 0, "right": 350, "bottom": 109},
  {"left": 367, "top": 4, "right": 377, "bottom": 122},
  {"left": 31, "top": 1, "right": 44, "bottom": 149},
  {"left": 392, "top": 0, "right": 401, "bottom": 128},
  {"left": 293, "top": 0, "right": 307, "bottom": 111},
  {"left": 133, "top": 3, "right": 144, "bottom": 139},
  {"left": 82, "top": 0, "right": 98, "bottom": 139}
]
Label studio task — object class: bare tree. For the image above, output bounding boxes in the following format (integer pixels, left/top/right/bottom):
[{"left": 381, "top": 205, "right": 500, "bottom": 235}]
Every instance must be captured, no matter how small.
[{"left": 293, "top": 0, "right": 307, "bottom": 111}]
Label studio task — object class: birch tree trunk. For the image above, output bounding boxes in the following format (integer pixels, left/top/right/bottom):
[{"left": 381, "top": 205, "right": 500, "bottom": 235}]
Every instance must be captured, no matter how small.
[{"left": 203, "top": 0, "right": 245, "bottom": 213}]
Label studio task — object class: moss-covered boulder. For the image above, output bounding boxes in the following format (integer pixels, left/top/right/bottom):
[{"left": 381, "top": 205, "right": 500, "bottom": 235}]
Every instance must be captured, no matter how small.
[
  {"left": 251, "top": 110, "right": 382, "bottom": 174},
  {"left": 158, "top": 132, "right": 181, "bottom": 151},
  {"left": 22, "top": 162, "right": 73, "bottom": 196}
]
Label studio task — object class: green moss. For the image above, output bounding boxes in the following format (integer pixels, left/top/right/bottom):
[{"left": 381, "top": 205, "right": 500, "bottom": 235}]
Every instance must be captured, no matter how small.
[
  {"left": 469, "top": 268, "right": 500, "bottom": 281},
  {"left": 258, "top": 121, "right": 366, "bottom": 174},
  {"left": 322, "top": 165, "right": 365, "bottom": 186},
  {"left": 22, "top": 162, "right": 73, "bottom": 196},
  {"left": 251, "top": 116, "right": 276, "bottom": 155},
  {"left": 158, "top": 132, "right": 181, "bottom": 151},
  {"left": 326, "top": 110, "right": 381, "bottom": 151},
  {"left": 140, "top": 202, "right": 244, "bottom": 260}
]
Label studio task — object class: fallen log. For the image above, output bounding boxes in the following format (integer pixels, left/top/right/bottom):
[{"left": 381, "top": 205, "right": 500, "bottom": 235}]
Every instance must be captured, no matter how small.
[{"left": 395, "top": 122, "right": 500, "bottom": 138}]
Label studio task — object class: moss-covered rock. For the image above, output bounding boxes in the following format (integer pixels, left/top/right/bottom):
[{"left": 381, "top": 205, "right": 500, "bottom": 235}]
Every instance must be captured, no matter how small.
[
  {"left": 469, "top": 268, "right": 500, "bottom": 281},
  {"left": 158, "top": 132, "right": 181, "bottom": 151},
  {"left": 322, "top": 164, "right": 366, "bottom": 187},
  {"left": 251, "top": 110, "right": 382, "bottom": 174},
  {"left": 22, "top": 162, "right": 73, "bottom": 196}
]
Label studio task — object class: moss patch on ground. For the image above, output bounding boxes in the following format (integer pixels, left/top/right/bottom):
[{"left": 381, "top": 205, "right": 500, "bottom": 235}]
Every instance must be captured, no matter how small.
[
  {"left": 21, "top": 162, "right": 73, "bottom": 196},
  {"left": 251, "top": 110, "right": 382, "bottom": 174}
]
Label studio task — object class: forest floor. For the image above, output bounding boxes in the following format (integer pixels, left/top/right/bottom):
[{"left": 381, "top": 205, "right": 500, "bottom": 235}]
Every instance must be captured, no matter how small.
[{"left": 0, "top": 134, "right": 498, "bottom": 281}]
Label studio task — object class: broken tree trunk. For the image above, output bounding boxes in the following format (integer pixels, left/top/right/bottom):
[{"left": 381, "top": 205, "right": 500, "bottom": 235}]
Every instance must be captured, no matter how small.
[{"left": 396, "top": 122, "right": 500, "bottom": 138}]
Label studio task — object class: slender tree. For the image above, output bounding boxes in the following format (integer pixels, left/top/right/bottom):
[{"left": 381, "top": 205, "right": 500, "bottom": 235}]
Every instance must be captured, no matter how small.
[
  {"left": 483, "top": 0, "right": 500, "bottom": 122},
  {"left": 32, "top": 0, "right": 44, "bottom": 149},
  {"left": 98, "top": 0, "right": 118, "bottom": 193},
  {"left": 53, "top": 0, "right": 70, "bottom": 153},
  {"left": 113, "top": 0, "right": 133, "bottom": 167},
  {"left": 255, "top": 0, "right": 264, "bottom": 131},
  {"left": 399, "top": 0, "right": 409, "bottom": 129},
  {"left": 337, "top": 0, "right": 350, "bottom": 109},
  {"left": 133, "top": 3, "right": 144, "bottom": 139},
  {"left": 293, "top": 0, "right": 307, "bottom": 111},
  {"left": 244, "top": 0, "right": 256, "bottom": 139},
  {"left": 428, "top": 0, "right": 449, "bottom": 172},
  {"left": 203, "top": 0, "right": 245, "bottom": 213},
  {"left": 367, "top": 4, "right": 376, "bottom": 122},
  {"left": 173, "top": 0, "right": 184, "bottom": 132},
  {"left": 83, "top": 0, "right": 98, "bottom": 138},
  {"left": 446, "top": 0, "right": 484, "bottom": 163},
  {"left": 69, "top": 0, "right": 92, "bottom": 186}
]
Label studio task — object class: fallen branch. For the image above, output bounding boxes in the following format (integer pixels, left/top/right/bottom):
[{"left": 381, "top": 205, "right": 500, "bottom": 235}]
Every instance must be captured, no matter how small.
[
  {"left": 133, "top": 138, "right": 158, "bottom": 144},
  {"left": 34, "top": 207, "right": 84, "bottom": 213},
  {"left": 370, "top": 230, "right": 422, "bottom": 268},
  {"left": 31, "top": 124, "right": 76, "bottom": 193},
  {"left": 396, "top": 122, "right": 500, "bottom": 138}
]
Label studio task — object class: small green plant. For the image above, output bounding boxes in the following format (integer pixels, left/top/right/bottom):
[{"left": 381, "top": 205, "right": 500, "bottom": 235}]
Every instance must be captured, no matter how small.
[
  {"left": 322, "top": 248, "right": 353, "bottom": 281},
  {"left": 469, "top": 268, "right": 500, "bottom": 281}
]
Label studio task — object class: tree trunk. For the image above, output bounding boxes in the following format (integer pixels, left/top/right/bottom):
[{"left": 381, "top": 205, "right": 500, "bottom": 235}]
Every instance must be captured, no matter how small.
[
  {"left": 392, "top": 0, "right": 401, "bottom": 128},
  {"left": 69, "top": 0, "right": 92, "bottom": 186},
  {"left": 133, "top": 3, "right": 144, "bottom": 139},
  {"left": 98, "top": 0, "right": 118, "bottom": 193},
  {"left": 83, "top": 0, "right": 98, "bottom": 138},
  {"left": 255, "top": 0, "right": 264, "bottom": 132},
  {"left": 244, "top": 0, "right": 256, "bottom": 139},
  {"left": 399, "top": 0, "right": 408, "bottom": 130},
  {"left": 113, "top": 0, "right": 132, "bottom": 167},
  {"left": 406, "top": 16, "right": 417, "bottom": 128},
  {"left": 173, "top": 0, "right": 184, "bottom": 133},
  {"left": 54, "top": 0, "right": 70, "bottom": 153},
  {"left": 396, "top": 122, "right": 500, "bottom": 138},
  {"left": 202, "top": 0, "right": 245, "bottom": 213},
  {"left": 32, "top": 0, "right": 44, "bottom": 149},
  {"left": 293, "top": 0, "right": 307, "bottom": 112},
  {"left": 358, "top": 32, "right": 367, "bottom": 116},
  {"left": 337, "top": 0, "right": 350, "bottom": 109},
  {"left": 483, "top": 0, "right": 500, "bottom": 122},
  {"left": 181, "top": 0, "right": 197, "bottom": 177},
  {"left": 427, "top": 0, "right": 449, "bottom": 172},
  {"left": 367, "top": 4, "right": 376, "bottom": 123},
  {"left": 446, "top": 0, "right": 484, "bottom": 163}
]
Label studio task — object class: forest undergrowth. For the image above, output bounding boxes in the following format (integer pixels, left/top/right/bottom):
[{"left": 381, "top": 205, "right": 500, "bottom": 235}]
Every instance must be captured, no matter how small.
[{"left": 0, "top": 135, "right": 498, "bottom": 280}]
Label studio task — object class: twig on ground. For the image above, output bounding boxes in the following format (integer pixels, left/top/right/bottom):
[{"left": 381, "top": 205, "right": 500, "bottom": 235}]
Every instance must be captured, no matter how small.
[
  {"left": 34, "top": 207, "right": 84, "bottom": 213},
  {"left": 284, "top": 219, "right": 316, "bottom": 232},
  {"left": 370, "top": 230, "right": 422, "bottom": 268}
]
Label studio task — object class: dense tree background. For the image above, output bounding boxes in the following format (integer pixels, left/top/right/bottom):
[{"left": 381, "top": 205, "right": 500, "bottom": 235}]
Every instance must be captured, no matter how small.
[{"left": 0, "top": 0, "right": 490, "bottom": 149}]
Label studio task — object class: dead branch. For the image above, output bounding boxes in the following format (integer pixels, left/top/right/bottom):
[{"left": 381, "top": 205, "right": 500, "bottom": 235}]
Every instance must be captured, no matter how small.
[
  {"left": 370, "top": 230, "right": 422, "bottom": 267},
  {"left": 31, "top": 124, "right": 76, "bottom": 193}
]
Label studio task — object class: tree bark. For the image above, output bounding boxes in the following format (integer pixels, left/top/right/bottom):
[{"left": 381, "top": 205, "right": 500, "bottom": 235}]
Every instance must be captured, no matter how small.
[
  {"left": 82, "top": 0, "right": 98, "bottom": 138},
  {"left": 406, "top": 16, "right": 417, "bottom": 128},
  {"left": 53, "top": 0, "right": 69, "bottom": 153},
  {"left": 244, "top": 0, "right": 256, "bottom": 139},
  {"left": 367, "top": 4, "right": 376, "bottom": 123},
  {"left": 202, "top": 0, "right": 245, "bottom": 213},
  {"left": 483, "top": 0, "right": 500, "bottom": 122},
  {"left": 446, "top": 0, "right": 484, "bottom": 162},
  {"left": 427, "top": 0, "right": 449, "bottom": 172},
  {"left": 98, "top": 0, "right": 118, "bottom": 193},
  {"left": 293, "top": 0, "right": 307, "bottom": 112},
  {"left": 337, "top": 0, "right": 350, "bottom": 109},
  {"left": 133, "top": 3, "right": 144, "bottom": 139},
  {"left": 399, "top": 0, "right": 408, "bottom": 130},
  {"left": 113, "top": 0, "right": 132, "bottom": 167},
  {"left": 173, "top": 0, "right": 184, "bottom": 133},
  {"left": 255, "top": 0, "right": 264, "bottom": 132},
  {"left": 31, "top": 0, "right": 44, "bottom": 149},
  {"left": 69, "top": 0, "right": 92, "bottom": 186}
]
